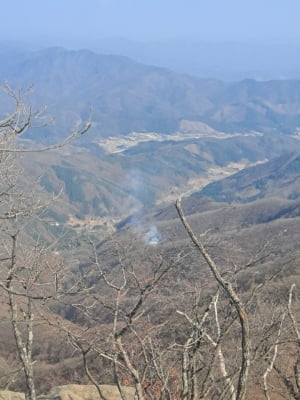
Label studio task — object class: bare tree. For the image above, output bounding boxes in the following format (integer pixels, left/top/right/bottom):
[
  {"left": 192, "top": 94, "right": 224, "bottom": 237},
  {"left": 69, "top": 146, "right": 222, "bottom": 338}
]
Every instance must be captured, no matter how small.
[
  {"left": 0, "top": 85, "right": 91, "bottom": 400},
  {"left": 267, "top": 284, "right": 300, "bottom": 400},
  {"left": 175, "top": 197, "right": 250, "bottom": 400},
  {"left": 1, "top": 86, "right": 298, "bottom": 400},
  {"left": 58, "top": 225, "right": 248, "bottom": 400},
  {"left": 69, "top": 196, "right": 300, "bottom": 400}
]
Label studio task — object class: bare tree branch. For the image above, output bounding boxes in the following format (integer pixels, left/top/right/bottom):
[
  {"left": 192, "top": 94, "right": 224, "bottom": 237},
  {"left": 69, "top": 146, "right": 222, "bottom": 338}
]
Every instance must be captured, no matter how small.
[{"left": 175, "top": 197, "right": 251, "bottom": 400}]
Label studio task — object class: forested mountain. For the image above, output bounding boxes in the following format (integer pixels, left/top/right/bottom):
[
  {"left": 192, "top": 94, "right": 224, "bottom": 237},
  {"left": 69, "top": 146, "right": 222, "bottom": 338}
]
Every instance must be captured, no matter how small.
[
  {"left": 1, "top": 47, "right": 300, "bottom": 141},
  {"left": 0, "top": 43, "right": 300, "bottom": 400},
  {"left": 194, "top": 151, "right": 300, "bottom": 203},
  {"left": 1, "top": 45, "right": 300, "bottom": 225}
]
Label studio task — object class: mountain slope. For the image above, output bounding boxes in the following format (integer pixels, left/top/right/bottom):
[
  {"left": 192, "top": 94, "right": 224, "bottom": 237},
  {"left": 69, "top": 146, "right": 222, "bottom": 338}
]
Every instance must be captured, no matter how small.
[
  {"left": 193, "top": 152, "right": 300, "bottom": 203},
  {"left": 1, "top": 47, "right": 300, "bottom": 141},
  {"left": 2, "top": 46, "right": 300, "bottom": 222}
]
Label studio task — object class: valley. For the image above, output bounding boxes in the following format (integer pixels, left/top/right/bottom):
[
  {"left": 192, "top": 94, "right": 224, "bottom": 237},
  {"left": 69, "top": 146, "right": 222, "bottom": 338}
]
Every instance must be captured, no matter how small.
[
  {"left": 0, "top": 45, "right": 299, "bottom": 399},
  {"left": 96, "top": 122, "right": 262, "bottom": 154}
]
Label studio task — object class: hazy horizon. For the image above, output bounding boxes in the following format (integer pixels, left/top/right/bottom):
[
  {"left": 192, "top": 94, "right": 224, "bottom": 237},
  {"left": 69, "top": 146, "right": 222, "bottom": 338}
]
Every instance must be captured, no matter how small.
[
  {"left": 1, "top": 1, "right": 300, "bottom": 46},
  {"left": 1, "top": 1, "right": 299, "bottom": 81}
]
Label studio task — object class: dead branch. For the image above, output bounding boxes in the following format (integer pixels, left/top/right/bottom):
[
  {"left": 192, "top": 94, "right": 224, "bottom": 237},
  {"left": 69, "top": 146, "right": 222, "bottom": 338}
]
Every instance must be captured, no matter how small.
[{"left": 175, "top": 197, "right": 250, "bottom": 400}]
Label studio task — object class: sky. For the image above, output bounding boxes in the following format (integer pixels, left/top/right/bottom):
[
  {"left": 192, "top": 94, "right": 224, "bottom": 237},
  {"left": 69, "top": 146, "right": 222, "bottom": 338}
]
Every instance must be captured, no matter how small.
[{"left": 1, "top": 0, "right": 300, "bottom": 47}]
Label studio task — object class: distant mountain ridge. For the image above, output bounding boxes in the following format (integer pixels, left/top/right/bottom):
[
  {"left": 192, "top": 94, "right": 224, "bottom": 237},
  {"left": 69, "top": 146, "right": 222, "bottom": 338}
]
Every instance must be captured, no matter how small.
[
  {"left": 2, "top": 46, "right": 300, "bottom": 223},
  {"left": 1, "top": 47, "right": 300, "bottom": 141}
]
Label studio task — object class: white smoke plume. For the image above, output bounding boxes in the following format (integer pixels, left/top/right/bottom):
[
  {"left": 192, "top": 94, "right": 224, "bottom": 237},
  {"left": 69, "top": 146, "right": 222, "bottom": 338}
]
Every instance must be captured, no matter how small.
[{"left": 144, "top": 225, "right": 163, "bottom": 245}]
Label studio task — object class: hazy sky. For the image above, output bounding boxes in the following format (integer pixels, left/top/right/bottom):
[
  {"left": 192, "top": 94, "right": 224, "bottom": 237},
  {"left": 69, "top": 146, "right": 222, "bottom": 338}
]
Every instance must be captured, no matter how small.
[{"left": 1, "top": 0, "right": 300, "bottom": 46}]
